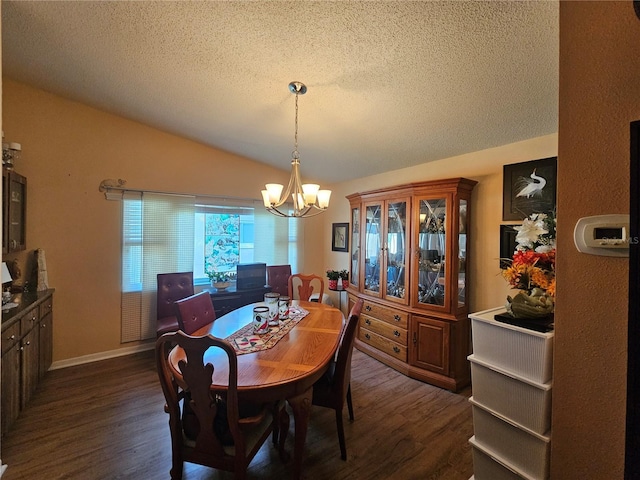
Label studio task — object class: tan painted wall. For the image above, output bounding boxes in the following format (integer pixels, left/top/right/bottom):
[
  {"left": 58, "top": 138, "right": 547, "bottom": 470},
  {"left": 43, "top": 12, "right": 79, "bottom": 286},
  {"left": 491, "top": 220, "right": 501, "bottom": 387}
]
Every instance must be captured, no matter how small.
[
  {"left": 551, "top": 2, "right": 639, "bottom": 477},
  {"left": 1, "top": 79, "right": 327, "bottom": 361},
  {"left": 3, "top": 77, "right": 558, "bottom": 363}
]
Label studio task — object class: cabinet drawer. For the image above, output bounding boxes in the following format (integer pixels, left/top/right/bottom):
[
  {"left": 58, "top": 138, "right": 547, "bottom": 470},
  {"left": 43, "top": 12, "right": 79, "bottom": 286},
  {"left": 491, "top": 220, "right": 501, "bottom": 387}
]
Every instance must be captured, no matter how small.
[
  {"left": 359, "top": 327, "right": 407, "bottom": 362},
  {"left": 1, "top": 322, "right": 20, "bottom": 355},
  {"left": 362, "top": 301, "right": 408, "bottom": 328},
  {"left": 360, "top": 314, "right": 408, "bottom": 345},
  {"left": 20, "top": 307, "right": 39, "bottom": 334},
  {"left": 40, "top": 299, "right": 53, "bottom": 318}
]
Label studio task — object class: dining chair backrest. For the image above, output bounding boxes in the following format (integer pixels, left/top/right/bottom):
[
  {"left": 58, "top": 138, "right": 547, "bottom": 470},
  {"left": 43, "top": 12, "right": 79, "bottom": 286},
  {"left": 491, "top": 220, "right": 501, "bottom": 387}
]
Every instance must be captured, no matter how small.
[
  {"left": 288, "top": 273, "right": 325, "bottom": 302},
  {"left": 334, "top": 299, "right": 364, "bottom": 398},
  {"left": 266, "top": 265, "right": 291, "bottom": 297},
  {"left": 155, "top": 330, "right": 281, "bottom": 478},
  {"left": 311, "top": 298, "right": 364, "bottom": 460},
  {"left": 156, "top": 272, "right": 194, "bottom": 337},
  {"left": 174, "top": 291, "right": 217, "bottom": 335}
]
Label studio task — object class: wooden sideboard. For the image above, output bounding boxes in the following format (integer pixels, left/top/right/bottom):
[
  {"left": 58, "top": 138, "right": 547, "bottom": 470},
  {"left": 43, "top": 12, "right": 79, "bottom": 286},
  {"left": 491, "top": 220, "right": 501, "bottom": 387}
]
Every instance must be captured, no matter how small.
[
  {"left": 1, "top": 289, "right": 54, "bottom": 436},
  {"left": 206, "top": 285, "right": 271, "bottom": 318}
]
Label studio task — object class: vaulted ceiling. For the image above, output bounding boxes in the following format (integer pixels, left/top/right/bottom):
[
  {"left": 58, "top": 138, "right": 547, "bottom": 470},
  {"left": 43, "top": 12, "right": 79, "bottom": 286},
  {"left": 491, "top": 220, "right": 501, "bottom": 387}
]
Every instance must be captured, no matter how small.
[{"left": 1, "top": 1, "right": 558, "bottom": 183}]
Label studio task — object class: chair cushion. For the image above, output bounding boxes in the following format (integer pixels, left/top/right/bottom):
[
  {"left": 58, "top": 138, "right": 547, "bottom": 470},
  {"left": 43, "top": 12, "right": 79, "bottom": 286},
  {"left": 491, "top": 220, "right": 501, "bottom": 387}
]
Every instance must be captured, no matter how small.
[
  {"left": 182, "top": 394, "right": 269, "bottom": 446},
  {"left": 157, "top": 315, "right": 179, "bottom": 336},
  {"left": 310, "top": 293, "right": 333, "bottom": 305}
]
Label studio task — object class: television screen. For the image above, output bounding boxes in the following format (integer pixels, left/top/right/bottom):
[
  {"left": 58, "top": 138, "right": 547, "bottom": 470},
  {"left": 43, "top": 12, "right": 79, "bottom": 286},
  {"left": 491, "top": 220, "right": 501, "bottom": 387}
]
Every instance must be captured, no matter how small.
[{"left": 236, "top": 263, "right": 266, "bottom": 290}]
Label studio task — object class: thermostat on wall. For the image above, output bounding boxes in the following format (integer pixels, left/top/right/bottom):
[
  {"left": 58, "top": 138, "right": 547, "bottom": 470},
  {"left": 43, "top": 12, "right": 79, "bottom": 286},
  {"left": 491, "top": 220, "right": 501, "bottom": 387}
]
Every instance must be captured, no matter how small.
[{"left": 574, "top": 214, "right": 630, "bottom": 257}]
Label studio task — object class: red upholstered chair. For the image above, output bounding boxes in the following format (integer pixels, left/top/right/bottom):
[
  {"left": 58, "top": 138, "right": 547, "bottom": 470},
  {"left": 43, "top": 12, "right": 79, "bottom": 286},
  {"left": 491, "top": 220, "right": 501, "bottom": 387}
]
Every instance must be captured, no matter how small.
[
  {"left": 266, "top": 265, "right": 292, "bottom": 297},
  {"left": 288, "top": 273, "right": 325, "bottom": 302},
  {"left": 157, "top": 272, "right": 194, "bottom": 337},
  {"left": 155, "top": 331, "right": 289, "bottom": 479},
  {"left": 311, "top": 298, "right": 364, "bottom": 460},
  {"left": 174, "top": 291, "right": 217, "bottom": 335}
]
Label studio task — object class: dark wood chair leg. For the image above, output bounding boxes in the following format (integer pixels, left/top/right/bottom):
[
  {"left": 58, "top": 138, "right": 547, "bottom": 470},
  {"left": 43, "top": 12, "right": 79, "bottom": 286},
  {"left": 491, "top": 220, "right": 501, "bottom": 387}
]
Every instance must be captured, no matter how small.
[
  {"left": 335, "top": 408, "right": 347, "bottom": 461},
  {"left": 346, "top": 383, "right": 354, "bottom": 421},
  {"left": 278, "top": 407, "right": 291, "bottom": 462}
]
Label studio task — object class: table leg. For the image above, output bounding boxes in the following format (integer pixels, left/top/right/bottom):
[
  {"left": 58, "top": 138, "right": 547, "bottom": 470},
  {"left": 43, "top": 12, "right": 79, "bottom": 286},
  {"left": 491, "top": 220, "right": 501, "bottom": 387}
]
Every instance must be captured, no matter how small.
[{"left": 287, "top": 387, "right": 313, "bottom": 480}]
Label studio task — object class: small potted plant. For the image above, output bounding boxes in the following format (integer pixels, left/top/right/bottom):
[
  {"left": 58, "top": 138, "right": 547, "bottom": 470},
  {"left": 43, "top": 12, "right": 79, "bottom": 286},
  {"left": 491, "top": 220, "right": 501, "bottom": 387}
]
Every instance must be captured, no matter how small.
[
  {"left": 208, "top": 271, "right": 230, "bottom": 290},
  {"left": 326, "top": 270, "right": 340, "bottom": 290},
  {"left": 338, "top": 270, "right": 349, "bottom": 290}
]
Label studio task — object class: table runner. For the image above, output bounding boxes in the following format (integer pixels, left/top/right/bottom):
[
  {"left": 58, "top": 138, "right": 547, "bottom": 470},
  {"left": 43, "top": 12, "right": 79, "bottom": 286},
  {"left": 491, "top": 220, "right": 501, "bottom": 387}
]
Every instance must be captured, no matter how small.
[{"left": 224, "top": 305, "right": 309, "bottom": 355}]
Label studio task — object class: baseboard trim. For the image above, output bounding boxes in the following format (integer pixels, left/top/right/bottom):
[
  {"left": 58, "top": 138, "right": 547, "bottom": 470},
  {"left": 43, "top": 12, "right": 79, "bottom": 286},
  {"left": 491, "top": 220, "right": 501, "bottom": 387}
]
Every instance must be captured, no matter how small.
[{"left": 50, "top": 342, "right": 155, "bottom": 370}]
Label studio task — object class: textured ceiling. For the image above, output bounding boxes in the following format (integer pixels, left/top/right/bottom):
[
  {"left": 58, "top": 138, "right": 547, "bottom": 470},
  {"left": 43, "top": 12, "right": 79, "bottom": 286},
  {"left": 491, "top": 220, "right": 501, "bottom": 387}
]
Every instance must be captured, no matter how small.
[{"left": 1, "top": 1, "right": 558, "bottom": 184}]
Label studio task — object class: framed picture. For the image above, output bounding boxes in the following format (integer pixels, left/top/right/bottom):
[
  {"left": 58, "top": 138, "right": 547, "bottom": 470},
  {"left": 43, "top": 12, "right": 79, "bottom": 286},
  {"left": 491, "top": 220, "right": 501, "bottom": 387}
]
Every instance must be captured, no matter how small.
[
  {"left": 499, "top": 224, "right": 520, "bottom": 269},
  {"left": 503, "top": 156, "right": 557, "bottom": 221},
  {"left": 332, "top": 223, "right": 349, "bottom": 252}
]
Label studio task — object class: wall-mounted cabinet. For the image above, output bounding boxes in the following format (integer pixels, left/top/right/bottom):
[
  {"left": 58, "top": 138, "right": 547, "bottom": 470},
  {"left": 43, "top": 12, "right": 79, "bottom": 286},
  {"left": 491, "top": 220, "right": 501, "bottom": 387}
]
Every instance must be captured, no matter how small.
[
  {"left": 2, "top": 168, "right": 27, "bottom": 254},
  {"left": 347, "top": 178, "right": 476, "bottom": 391}
]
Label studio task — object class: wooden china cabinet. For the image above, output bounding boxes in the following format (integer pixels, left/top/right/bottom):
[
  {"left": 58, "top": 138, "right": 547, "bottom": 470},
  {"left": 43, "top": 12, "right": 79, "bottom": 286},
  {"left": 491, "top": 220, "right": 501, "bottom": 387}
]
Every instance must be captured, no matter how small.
[{"left": 347, "top": 177, "right": 477, "bottom": 391}]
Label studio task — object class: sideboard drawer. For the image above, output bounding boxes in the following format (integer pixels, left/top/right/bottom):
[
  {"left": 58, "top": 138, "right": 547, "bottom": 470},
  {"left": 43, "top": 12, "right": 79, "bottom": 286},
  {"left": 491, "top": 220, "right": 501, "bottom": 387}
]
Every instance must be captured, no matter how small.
[
  {"left": 20, "top": 306, "right": 39, "bottom": 334},
  {"left": 359, "top": 327, "right": 407, "bottom": 362},
  {"left": 360, "top": 314, "right": 408, "bottom": 345},
  {"left": 40, "top": 299, "right": 53, "bottom": 318},
  {"left": 362, "top": 301, "right": 408, "bottom": 328},
  {"left": 1, "top": 322, "right": 20, "bottom": 355}
]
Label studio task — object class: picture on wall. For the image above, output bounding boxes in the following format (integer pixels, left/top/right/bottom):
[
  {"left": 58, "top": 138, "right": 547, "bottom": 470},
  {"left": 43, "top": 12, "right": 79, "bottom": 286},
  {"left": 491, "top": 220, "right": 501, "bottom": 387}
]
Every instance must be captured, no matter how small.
[
  {"left": 503, "top": 156, "right": 557, "bottom": 221},
  {"left": 332, "top": 223, "right": 349, "bottom": 252},
  {"left": 499, "top": 224, "right": 520, "bottom": 269}
]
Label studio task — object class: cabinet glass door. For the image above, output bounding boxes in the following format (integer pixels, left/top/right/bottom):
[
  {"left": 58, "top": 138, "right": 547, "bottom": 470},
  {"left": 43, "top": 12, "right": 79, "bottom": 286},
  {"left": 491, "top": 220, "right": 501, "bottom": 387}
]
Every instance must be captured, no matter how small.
[
  {"left": 364, "top": 203, "right": 382, "bottom": 295},
  {"left": 458, "top": 199, "right": 468, "bottom": 308},
  {"left": 386, "top": 200, "right": 407, "bottom": 301},
  {"left": 417, "top": 198, "right": 446, "bottom": 307},
  {"left": 350, "top": 206, "right": 360, "bottom": 288}
]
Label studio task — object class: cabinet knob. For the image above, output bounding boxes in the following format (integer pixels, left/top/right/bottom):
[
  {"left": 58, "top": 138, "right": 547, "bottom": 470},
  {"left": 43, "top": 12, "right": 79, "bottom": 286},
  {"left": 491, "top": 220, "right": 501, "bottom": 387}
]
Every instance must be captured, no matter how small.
[
  {"left": 365, "top": 305, "right": 372, "bottom": 312},
  {"left": 41, "top": 324, "right": 46, "bottom": 328},
  {"left": 7, "top": 334, "right": 15, "bottom": 341},
  {"left": 31, "top": 315, "right": 36, "bottom": 322},
  {"left": 393, "top": 346, "right": 400, "bottom": 353},
  {"left": 365, "top": 333, "right": 371, "bottom": 340},
  {"left": 394, "top": 315, "right": 401, "bottom": 321},
  {"left": 394, "top": 330, "right": 400, "bottom": 337},
  {"left": 24, "top": 341, "right": 30, "bottom": 346},
  {"left": 365, "top": 318, "right": 371, "bottom": 325},
  {"left": 413, "top": 332, "right": 417, "bottom": 345}
]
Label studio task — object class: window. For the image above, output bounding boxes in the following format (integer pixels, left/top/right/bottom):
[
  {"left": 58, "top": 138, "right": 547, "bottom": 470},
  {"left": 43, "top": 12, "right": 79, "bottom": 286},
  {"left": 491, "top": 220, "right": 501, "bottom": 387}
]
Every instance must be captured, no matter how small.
[
  {"left": 194, "top": 206, "right": 254, "bottom": 281},
  {"left": 121, "top": 192, "right": 302, "bottom": 341}
]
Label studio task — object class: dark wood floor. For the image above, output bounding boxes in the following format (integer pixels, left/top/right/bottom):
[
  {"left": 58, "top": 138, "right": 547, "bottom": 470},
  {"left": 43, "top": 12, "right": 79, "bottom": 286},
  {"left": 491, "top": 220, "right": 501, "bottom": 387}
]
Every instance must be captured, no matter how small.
[{"left": 1, "top": 348, "right": 474, "bottom": 480}]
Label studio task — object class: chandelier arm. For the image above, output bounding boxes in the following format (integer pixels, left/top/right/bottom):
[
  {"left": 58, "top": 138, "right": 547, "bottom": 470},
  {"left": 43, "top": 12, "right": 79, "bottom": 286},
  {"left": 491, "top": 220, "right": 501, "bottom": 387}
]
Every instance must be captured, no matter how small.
[{"left": 268, "top": 204, "right": 326, "bottom": 218}]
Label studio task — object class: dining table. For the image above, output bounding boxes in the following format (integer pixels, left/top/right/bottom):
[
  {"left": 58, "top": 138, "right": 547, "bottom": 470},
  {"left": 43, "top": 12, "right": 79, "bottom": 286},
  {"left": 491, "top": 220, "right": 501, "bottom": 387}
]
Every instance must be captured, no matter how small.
[{"left": 167, "top": 300, "right": 344, "bottom": 480}]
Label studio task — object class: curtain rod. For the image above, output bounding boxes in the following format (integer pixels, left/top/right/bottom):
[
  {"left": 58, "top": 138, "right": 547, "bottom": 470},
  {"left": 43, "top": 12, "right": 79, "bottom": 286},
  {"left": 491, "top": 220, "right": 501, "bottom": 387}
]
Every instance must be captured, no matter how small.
[{"left": 98, "top": 178, "right": 261, "bottom": 204}]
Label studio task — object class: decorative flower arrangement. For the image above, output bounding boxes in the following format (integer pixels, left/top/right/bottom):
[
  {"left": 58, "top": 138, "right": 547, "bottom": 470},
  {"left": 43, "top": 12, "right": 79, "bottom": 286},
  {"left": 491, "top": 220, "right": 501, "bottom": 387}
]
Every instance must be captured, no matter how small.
[
  {"left": 208, "top": 271, "right": 229, "bottom": 283},
  {"left": 501, "top": 212, "right": 556, "bottom": 319}
]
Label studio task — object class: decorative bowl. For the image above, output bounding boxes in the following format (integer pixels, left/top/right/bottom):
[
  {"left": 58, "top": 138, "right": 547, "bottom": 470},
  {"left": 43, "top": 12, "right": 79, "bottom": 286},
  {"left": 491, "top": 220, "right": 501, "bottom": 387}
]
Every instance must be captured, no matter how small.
[{"left": 213, "top": 281, "right": 230, "bottom": 291}]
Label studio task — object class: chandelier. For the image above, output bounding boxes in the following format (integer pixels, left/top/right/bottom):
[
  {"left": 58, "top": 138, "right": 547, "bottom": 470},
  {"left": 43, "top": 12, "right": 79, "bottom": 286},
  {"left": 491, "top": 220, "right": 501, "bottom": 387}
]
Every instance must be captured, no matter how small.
[{"left": 261, "top": 81, "right": 331, "bottom": 218}]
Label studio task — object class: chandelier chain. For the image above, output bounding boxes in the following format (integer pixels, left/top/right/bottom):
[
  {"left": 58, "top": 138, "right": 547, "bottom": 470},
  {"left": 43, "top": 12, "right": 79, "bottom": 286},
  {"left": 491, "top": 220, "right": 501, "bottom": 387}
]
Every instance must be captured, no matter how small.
[{"left": 293, "top": 92, "right": 299, "bottom": 160}]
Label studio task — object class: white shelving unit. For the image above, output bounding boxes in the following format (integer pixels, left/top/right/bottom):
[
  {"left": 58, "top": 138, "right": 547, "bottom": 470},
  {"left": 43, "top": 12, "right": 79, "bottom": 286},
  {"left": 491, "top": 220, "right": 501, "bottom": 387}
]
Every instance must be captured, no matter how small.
[{"left": 468, "top": 307, "right": 554, "bottom": 480}]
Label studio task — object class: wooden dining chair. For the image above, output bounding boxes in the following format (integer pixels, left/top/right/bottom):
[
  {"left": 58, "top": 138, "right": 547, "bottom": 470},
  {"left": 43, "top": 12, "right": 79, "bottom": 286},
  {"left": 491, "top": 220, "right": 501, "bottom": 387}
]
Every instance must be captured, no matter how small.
[
  {"left": 311, "top": 298, "right": 364, "bottom": 460},
  {"left": 174, "top": 291, "right": 217, "bottom": 335},
  {"left": 157, "top": 272, "right": 194, "bottom": 337},
  {"left": 266, "top": 264, "right": 291, "bottom": 297},
  {"left": 288, "top": 273, "right": 325, "bottom": 302},
  {"left": 156, "top": 331, "right": 289, "bottom": 480}
]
